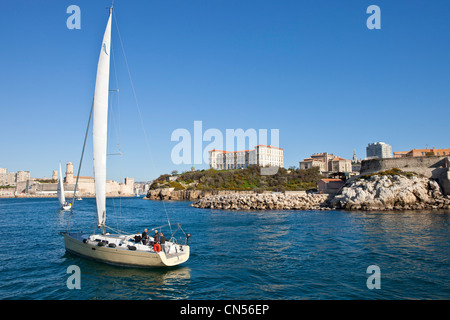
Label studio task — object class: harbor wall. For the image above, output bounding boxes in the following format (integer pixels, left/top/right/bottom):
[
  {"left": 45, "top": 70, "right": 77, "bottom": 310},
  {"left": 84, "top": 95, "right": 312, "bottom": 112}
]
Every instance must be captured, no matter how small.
[{"left": 360, "top": 156, "right": 450, "bottom": 195}]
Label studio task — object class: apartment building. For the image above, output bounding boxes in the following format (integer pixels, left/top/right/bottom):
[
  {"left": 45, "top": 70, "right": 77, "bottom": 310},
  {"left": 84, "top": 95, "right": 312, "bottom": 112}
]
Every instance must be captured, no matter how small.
[
  {"left": 366, "top": 142, "right": 393, "bottom": 159},
  {"left": 209, "top": 145, "right": 284, "bottom": 170}
]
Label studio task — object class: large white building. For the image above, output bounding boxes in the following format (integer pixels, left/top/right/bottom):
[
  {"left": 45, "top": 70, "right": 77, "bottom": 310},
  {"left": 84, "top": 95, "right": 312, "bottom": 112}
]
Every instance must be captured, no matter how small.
[
  {"left": 366, "top": 142, "right": 393, "bottom": 159},
  {"left": 209, "top": 145, "right": 284, "bottom": 170}
]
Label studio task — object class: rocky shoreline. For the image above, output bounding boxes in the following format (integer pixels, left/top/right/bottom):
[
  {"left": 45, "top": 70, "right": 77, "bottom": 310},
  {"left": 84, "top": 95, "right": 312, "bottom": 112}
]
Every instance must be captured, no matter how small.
[
  {"left": 147, "top": 172, "right": 450, "bottom": 211},
  {"left": 330, "top": 174, "right": 450, "bottom": 211},
  {"left": 190, "top": 193, "right": 331, "bottom": 210},
  {"left": 145, "top": 189, "right": 255, "bottom": 201}
]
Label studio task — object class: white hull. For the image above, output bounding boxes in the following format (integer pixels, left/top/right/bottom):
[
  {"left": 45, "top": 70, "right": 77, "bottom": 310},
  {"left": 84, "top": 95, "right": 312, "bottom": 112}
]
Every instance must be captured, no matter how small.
[{"left": 64, "top": 232, "right": 190, "bottom": 267}]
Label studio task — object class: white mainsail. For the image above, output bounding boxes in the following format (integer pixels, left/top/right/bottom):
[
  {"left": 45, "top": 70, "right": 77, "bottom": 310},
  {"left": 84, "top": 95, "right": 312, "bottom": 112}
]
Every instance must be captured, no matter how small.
[
  {"left": 93, "top": 9, "right": 112, "bottom": 229},
  {"left": 57, "top": 161, "right": 66, "bottom": 207}
]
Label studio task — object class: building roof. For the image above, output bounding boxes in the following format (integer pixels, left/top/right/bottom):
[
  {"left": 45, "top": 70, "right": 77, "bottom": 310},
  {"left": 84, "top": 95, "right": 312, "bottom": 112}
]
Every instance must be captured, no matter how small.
[
  {"left": 410, "top": 147, "right": 450, "bottom": 152},
  {"left": 210, "top": 149, "right": 251, "bottom": 153},
  {"left": 210, "top": 145, "right": 283, "bottom": 153},
  {"left": 394, "top": 147, "right": 450, "bottom": 155},
  {"left": 320, "top": 179, "right": 343, "bottom": 182},
  {"left": 255, "top": 145, "right": 283, "bottom": 150},
  {"left": 300, "top": 158, "right": 324, "bottom": 162}
]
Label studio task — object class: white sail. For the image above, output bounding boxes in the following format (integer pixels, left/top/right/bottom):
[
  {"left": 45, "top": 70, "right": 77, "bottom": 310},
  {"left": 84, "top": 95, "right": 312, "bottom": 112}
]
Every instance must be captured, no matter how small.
[
  {"left": 93, "top": 9, "right": 112, "bottom": 229},
  {"left": 57, "top": 161, "right": 65, "bottom": 207}
]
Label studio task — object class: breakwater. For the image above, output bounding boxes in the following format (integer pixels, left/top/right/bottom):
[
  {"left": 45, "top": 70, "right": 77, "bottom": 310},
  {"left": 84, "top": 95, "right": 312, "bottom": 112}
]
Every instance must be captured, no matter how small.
[{"left": 190, "top": 192, "right": 331, "bottom": 210}]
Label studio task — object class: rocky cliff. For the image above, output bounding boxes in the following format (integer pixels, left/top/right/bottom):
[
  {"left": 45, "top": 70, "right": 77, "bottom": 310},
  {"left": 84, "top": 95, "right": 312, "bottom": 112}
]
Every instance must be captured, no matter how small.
[{"left": 330, "top": 174, "right": 450, "bottom": 211}]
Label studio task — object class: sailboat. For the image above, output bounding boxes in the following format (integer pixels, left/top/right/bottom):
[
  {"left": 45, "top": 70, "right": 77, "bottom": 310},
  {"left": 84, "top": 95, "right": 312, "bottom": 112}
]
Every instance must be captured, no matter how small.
[
  {"left": 62, "top": 7, "right": 190, "bottom": 267},
  {"left": 57, "top": 162, "right": 71, "bottom": 211}
]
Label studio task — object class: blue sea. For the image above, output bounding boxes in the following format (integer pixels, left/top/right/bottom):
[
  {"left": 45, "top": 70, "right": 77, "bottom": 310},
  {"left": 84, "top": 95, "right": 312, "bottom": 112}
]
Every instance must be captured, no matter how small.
[{"left": 0, "top": 197, "right": 449, "bottom": 300}]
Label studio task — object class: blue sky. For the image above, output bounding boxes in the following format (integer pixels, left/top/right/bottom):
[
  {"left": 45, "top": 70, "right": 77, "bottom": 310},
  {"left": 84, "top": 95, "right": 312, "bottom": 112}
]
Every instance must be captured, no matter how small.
[{"left": 1, "top": 0, "right": 449, "bottom": 182}]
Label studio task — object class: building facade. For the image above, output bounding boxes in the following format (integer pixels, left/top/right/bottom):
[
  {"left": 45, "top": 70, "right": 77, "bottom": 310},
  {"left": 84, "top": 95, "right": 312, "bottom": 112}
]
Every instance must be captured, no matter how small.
[
  {"left": 299, "top": 158, "right": 326, "bottom": 172},
  {"left": 0, "top": 168, "right": 22, "bottom": 186},
  {"left": 209, "top": 145, "right": 284, "bottom": 170},
  {"left": 16, "top": 171, "right": 30, "bottom": 183},
  {"left": 366, "top": 142, "right": 393, "bottom": 159},
  {"left": 394, "top": 147, "right": 450, "bottom": 158},
  {"left": 318, "top": 178, "right": 345, "bottom": 194},
  {"left": 299, "top": 152, "right": 352, "bottom": 173}
]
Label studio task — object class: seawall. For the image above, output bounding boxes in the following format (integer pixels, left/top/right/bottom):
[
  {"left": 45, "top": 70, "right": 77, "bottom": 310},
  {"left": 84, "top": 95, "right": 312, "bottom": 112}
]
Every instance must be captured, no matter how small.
[{"left": 360, "top": 156, "right": 450, "bottom": 195}]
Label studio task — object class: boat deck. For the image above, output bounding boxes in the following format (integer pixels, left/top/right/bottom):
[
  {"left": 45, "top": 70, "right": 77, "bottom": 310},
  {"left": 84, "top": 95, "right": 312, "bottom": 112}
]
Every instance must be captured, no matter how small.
[{"left": 66, "top": 232, "right": 187, "bottom": 256}]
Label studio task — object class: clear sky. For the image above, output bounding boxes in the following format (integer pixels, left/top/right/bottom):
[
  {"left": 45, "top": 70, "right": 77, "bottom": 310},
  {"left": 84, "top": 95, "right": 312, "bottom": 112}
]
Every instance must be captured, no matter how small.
[{"left": 1, "top": 0, "right": 449, "bottom": 182}]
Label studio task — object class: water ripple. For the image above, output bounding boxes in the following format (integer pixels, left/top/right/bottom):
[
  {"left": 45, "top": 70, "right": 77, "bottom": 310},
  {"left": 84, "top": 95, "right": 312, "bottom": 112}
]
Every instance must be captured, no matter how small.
[{"left": 0, "top": 198, "right": 449, "bottom": 299}]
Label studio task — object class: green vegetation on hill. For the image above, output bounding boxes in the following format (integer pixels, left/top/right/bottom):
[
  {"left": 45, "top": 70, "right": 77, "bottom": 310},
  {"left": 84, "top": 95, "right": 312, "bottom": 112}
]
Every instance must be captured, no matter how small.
[
  {"left": 357, "top": 168, "right": 417, "bottom": 180},
  {"left": 150, "top": 166, "right": 325, "bottom": 192},
  {"left": 35, "top": 179, "right": 58, "bottom": 183}
]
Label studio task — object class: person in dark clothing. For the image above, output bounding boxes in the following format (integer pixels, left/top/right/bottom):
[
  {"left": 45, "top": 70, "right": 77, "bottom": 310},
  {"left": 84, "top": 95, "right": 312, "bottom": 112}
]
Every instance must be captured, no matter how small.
[
  {"left": 153, "top": 230, "right": 159, "bottom": 244},
  {"left": 134, "top": 232, "right": 142, "bottom": 243},
  {"left": 142, "top": 228, "right": 148, "bottom": 245},
  {"left": 159, "top": 232, "right": 167, "bottom": 254}
]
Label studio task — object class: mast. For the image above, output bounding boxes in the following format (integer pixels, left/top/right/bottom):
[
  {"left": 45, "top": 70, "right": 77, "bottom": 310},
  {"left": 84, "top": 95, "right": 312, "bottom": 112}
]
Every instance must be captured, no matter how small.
[{"left": 93, "top": 7, "right": 112, "bottom": 231}]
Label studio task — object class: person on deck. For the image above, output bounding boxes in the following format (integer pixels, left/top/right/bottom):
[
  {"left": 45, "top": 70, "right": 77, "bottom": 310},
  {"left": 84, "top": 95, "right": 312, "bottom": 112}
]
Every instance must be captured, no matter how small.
[
  {"left": 142, "top": 228, "right": 149, "bottom": 245},
  {"left": 159, "top": 232, "right": 167, "bottom": 254},
  {"left": 134, "top": 232, "right": 142, "bottom": 243},
  {"left": 153, "top": 230, "right": 160, "bottom": 244}
]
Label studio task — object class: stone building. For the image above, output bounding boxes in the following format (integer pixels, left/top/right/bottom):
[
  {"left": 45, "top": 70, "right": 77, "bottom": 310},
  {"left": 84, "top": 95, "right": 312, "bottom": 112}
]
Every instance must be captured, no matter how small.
[
  {"left": 0, "top": 168, "right": 19, "bottom": 186},
  {"left": 299, "top": 152, "right": 352, "bottom": 174},
  {"left": 16, "top": 171, "right": 30, "bottom": 183},
  {"left": 318, "top": 178, "right": 345, "bottom": 194},
  {"left": 394, "top": 147, "right": 450, "bottom": 158},
  {"left": 209, "top": 145, "right": 284, "bottom": 170}
]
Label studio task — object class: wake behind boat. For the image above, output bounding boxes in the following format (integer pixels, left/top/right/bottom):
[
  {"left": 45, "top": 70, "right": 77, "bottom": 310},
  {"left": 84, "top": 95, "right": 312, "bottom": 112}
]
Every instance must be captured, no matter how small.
[{"left": 62, "top": 6, "right": 190, "bottom": 268}]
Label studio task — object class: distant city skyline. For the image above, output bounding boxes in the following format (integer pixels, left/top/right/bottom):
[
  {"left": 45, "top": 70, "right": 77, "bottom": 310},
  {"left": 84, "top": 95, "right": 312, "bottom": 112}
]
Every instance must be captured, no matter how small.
[{"left": 1, "top": 1, "right": 449, "bottom": 181}]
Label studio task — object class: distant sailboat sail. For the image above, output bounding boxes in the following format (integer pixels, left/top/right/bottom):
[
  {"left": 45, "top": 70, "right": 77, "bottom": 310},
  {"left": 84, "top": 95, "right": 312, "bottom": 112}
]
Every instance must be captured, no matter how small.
[
  {"left": 57, "top": 162, "right": 66, "bottom": 207},
  {"left": 93, "top": 9, "right": 112, "bottom": 229}
]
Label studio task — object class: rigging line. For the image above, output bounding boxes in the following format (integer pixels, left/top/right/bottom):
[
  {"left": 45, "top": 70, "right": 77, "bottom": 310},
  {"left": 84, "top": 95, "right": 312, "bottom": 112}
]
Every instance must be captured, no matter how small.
[
  {"left": 113, "top": 12, "right": 173, "bottom": 235},
  {"left": 66, "top": 99, "right": 94, "bottom": 233},
  {"left": 107, "top": 88, "right": 121, "bottom": 229},
  {"left": 110, "top": 34, "right": 124, "bottom": 234}
]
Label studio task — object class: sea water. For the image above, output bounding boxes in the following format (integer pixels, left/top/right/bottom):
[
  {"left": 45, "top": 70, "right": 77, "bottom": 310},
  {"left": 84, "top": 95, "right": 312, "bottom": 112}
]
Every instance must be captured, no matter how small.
[{"left": 0, "top": 197, "right": 448, "bottom": 300}]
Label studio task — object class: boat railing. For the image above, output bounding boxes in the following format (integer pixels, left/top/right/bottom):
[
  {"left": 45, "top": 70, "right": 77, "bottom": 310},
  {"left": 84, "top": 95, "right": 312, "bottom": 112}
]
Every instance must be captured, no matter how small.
[{"left": 150, "top": 223, "right": 190, "bottom": 245}]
